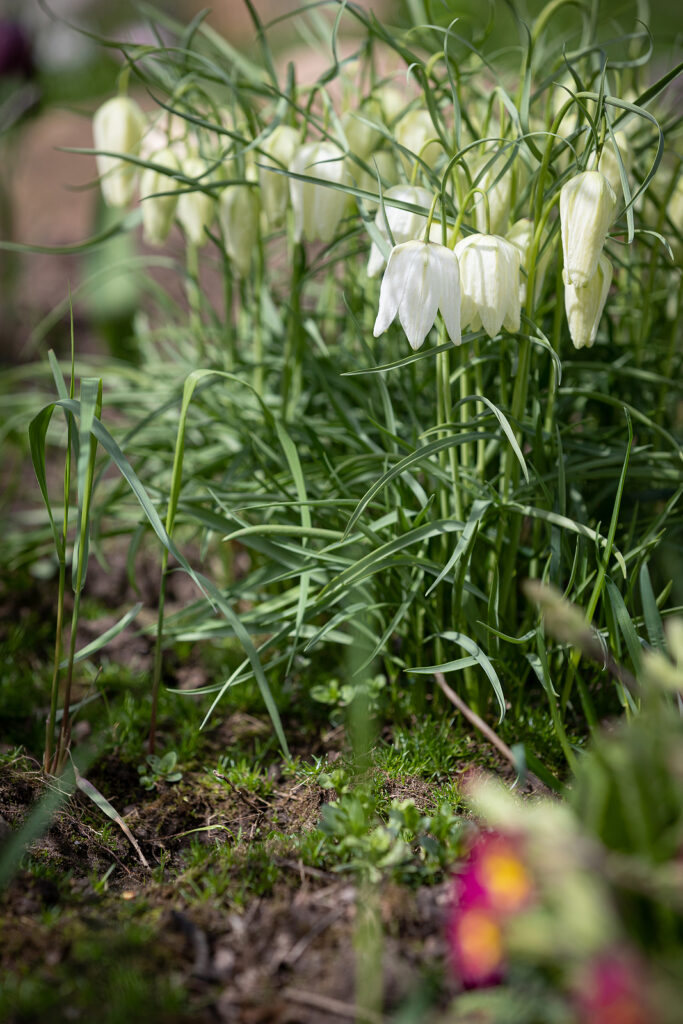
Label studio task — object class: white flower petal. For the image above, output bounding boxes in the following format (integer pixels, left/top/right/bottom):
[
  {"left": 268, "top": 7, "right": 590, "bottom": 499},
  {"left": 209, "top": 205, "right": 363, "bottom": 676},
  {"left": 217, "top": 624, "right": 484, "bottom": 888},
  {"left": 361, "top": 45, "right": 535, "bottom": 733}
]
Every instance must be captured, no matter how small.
[
  {"left": 560, "top": 171, "right": 616, "bottom": 287},
  {"left": 374, "top": 240, "right": 460, "bottom": 350},
  {"left": 455, "top": 234, "right": 521, "bottom": 339},
  {"left": 565, "top": 253, "right": 612, "bottom": 349}
]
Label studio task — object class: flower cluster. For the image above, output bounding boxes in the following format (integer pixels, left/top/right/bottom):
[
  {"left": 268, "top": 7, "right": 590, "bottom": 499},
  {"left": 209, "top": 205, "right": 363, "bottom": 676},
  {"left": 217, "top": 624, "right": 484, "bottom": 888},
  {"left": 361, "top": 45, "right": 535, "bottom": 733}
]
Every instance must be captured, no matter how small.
[
  {"left": 89, "top": 27, "right": 677, "bottom": 361},
  {"left": 447, "top": 779, "right": 662, "bottom": 1023},
  {"left": 447, "top": 831, "right": 534, "bottom": 987}
]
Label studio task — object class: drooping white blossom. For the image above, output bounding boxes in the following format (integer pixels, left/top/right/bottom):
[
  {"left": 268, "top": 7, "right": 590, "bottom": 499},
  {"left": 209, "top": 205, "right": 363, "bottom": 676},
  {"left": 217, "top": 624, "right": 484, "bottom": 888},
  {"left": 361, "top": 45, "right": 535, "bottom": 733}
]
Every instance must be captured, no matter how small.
[
  {"left": 560, "top": 170, "right": 616, "bottom": 288},
  {"left": 454, "top": 234, "right": 521, "bottom": 338},
  {"left": 373, "top": 240, "right": 461, "bottom": 350},
  {"left": 564, "top": 252, "right": 612, "bottom": 349},
  {"left": 139, "top": 147, "right": 181, "bottom": 246},
  {"left": 258, "top": 125, "right": 299, "bottom": 229},
  {"left": 219, "top": 184, "right": 260, "bottom": 277},
  {"left": 289, "top": 141, "right": 349, "bottom": 244},
  {"left": 367, "top": 185, "right": 436, "bottom": 278},
  {"left": 92, "top": 96, "right": 146, "bottom": 207},
  {"left": 176, "top": 156, "right": 215, "bottom": 247}
]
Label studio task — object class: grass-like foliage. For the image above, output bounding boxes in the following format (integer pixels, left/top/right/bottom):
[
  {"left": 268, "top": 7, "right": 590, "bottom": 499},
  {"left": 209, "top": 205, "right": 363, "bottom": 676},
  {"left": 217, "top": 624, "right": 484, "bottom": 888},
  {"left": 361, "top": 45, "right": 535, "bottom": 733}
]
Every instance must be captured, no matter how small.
[{"left": 6, "top": 0, "right": 682, "bottom": 775}]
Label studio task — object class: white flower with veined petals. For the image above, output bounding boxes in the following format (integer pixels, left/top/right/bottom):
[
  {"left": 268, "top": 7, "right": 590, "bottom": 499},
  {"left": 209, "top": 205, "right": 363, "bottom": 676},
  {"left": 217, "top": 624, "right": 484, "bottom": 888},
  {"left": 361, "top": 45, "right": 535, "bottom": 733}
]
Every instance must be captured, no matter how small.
[
  {"left": 455, "top": 234, "right": 521, "bottom": 338},
  {"left": 367, "top": 184, "right": 437, "bottom": 278},
  {"left": 373, "top": 240, "right": 461, "bottom": 350},
  {"left": 289, "top": 141, "right": 348, "bottom": 244},
  {"left": 560, "top": 170, "right": 616, "bottom": 288},
  {"left": 565, "top": 252, "right": 612, "bottom": 349}
]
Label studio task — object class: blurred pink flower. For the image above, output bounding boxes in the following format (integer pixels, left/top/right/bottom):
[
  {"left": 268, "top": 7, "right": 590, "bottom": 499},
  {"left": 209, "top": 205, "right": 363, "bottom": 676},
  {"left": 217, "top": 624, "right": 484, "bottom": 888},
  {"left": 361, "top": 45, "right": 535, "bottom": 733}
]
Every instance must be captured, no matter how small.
[
  {"left": 575, "top": 951, "right": 654, "bottom": 1024},
  {"left": 447, "top": 831, "right": 534, "bottom": 988}
]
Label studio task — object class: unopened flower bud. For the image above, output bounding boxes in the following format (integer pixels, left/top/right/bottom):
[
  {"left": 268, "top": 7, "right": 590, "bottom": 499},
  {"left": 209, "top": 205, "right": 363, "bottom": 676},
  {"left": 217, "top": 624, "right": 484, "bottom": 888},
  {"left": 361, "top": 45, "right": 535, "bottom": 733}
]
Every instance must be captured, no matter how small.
[
  {"left": 258, "top": 125, "right": 299, "bottom": 229},
  {"left": 176, "top": 156, "right": 215, "bottom": 247},
  {"left": 93, "top": 95, "right": 146, "bottom": 207},
  {"left": 395, "top": 109, "right": 443, "bottom": 173},
  {"left": 289, "top": 141, "right": 348, "bottom": 244},
  {"left": 564, "top": 252, "right": 612, "bottom": 349},
  {"left": 139, "top": 147, "right": 181, "bottom": 246},
  {"left": 340, "top": 98, "right": 383, "bottom": 160},
  {"left": 560, "top": 170, "right": 616, "bottom": 288},
  {"left": 367, "top": 184, "right": 434, "bottom": 278},
  {"left": 349, "top": 150, "right": 399, "bottom": 209},
  {"left": 454, "top": 234, "right": 521, "bottom": 338},
  {"left": 219, "top": 184, "right": 260, "bottom": 277},
  {"left": 374, "top": 84, "right": 407, "bottom": 125},
  {"left": 474, "top": 160, "right": 513, "bottom": 236}
]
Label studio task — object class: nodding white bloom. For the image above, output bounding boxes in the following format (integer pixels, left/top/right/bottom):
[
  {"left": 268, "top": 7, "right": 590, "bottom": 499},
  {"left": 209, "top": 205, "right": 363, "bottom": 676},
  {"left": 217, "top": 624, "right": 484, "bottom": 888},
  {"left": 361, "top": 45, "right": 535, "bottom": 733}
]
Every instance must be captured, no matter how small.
[
  {"left": 367, "top": 185, "right": 436, "bottom": 278},
  {"left": 564, "top": 252, "right": 612, "bottom": 349},
  {"left": 139, "top": 148, "right": 181, "bottom": 246},
  {"left": 474, "top": 160, "right": 513, "bottom": 236},
  {"left": 289, "top": 141, "right": 349, "bottom": 244},
  {"left": 176, "top": 156, "right": 215, "bottom": 247},
  {"left": 560, "top": 170, "right": 616, "bottom": 288},
  {"left": 373, "top": 240, "right": 461, "bottom": 350},
  {"left": 454, "top": 234, "right": 521, "bottom": 338},
  {"left": 92, "top": 96, "right": 146, "bottom": 207},
  {"left": 258, "top": 125, "right": 299, "bottom": 229},
  {"left": 395, "top": 109, "right": 443, "bottom": 172},
  {"left": 219, "top": 184, "right": 260, "bottom": 277}
]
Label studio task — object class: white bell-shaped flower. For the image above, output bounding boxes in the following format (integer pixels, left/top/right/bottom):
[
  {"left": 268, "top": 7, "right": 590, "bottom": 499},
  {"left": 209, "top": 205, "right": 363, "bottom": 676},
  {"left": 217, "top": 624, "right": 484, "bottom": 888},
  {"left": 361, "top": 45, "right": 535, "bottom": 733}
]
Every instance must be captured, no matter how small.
[
  {"left": 258, "top": 125, "right": 299, "bottom": 229},
  {"left": 176, "top": 156, "right": 215, "bottom": 247},
  {"left": 289, "top": 141, "right": 349, "bottom": 244},
  {"left": 373, "top": 240, "right": 461, "bottom": 350},
  {"left": 92, "top": 96, "right": 146, "bottom": 207},
  {"left": 139, "top": 148, "right": 181, "bottom": 246},
  {"left": 219, "top": 184, "right": 260, "bottom": 277},
  {"left": 454, "top": 234, "right": 521, "bottom": 338},
  {"left": 367, "top": 185, "right": 435, "bottom": 278},
  {"left": 560, "top": 170, "right": 616, "bottom": 288},
  {"left": 564, "top": 253, "right": 612, "bottom": 349}
]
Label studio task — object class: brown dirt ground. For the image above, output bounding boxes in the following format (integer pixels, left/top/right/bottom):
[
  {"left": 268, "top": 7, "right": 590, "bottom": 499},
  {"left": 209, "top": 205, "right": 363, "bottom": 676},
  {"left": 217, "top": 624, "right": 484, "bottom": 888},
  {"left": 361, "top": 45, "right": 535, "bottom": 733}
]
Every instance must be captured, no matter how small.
[{"left": 0, "top": 748, "right": 457, "bottom": 1024}]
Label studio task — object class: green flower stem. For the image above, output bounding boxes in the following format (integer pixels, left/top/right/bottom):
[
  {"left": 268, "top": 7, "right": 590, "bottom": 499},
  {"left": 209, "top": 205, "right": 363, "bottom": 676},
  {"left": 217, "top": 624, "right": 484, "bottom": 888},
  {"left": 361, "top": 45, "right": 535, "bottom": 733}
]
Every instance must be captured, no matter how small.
[
  {"left": 657, "top": 270, "right": 682, "bottom": 426},
  {"left": 185, "top": 242, "right": 203, "bottom": 362},
  {"left": 149, "top": 552, "right": 169, "bottom": 756},
  {"left": 45, "top": 434, "right": 71, "bottom": 772},
  {"left": 497, "top": 121, "right": 563, "bottom": 615},
  {"left": 436, "top": 337, "right": 463, "bottom": 522},
  {"left": 223, "top": 252, "right": 235, "bottom": 369},
  {"left": 282, "top": 239, "right": 306, "bottom": 420},
  {"left": 252, "top": 241, "right": 265, "bottom": 398},
  {"left": 473, "top": 342, "right": 487, "bottom": 481},
  {"left": 55, "top": 383, "right": 102, "bottom": 774}
]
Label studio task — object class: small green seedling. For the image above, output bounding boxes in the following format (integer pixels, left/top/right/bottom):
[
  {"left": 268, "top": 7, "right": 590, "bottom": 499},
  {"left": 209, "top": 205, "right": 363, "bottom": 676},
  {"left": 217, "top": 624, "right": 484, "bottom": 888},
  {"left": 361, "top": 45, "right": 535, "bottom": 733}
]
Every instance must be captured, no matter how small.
[{"left": 138, "top": 750, "right": 183, "bottom": 790}]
